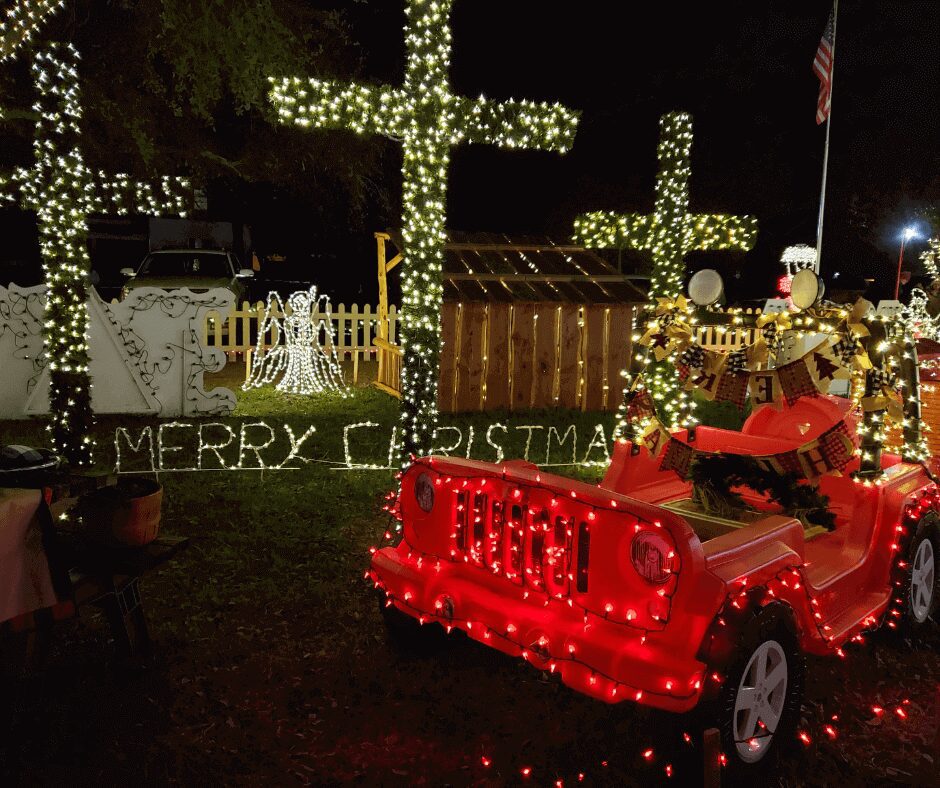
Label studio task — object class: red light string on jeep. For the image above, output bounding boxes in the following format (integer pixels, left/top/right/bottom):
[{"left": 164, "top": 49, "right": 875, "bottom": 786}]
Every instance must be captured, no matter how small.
[
  {"left": 368, "top": 471, "right": 935, "bottom": 780},
  {"left": 373, "top": 464, "right": 683, "bottom": 635}
]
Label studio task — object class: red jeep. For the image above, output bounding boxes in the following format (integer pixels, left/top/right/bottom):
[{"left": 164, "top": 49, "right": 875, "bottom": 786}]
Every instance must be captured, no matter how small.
[{"left": 369, "top": 395, "right": 939, "bottom": 770}]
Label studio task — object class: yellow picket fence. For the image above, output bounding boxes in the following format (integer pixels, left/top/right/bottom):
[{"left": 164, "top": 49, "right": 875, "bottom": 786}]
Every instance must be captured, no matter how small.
[
  {"left": 203, "top": 301, "right": 398, "bottom": 383},
  {"left": 105, "top": 298, "right": 399, "bottom": 384}
]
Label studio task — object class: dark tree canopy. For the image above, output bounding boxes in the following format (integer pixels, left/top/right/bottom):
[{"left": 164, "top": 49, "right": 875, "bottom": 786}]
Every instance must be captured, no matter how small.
[{"left": 0, "top": 0, "right": 392, "bottom": 251}]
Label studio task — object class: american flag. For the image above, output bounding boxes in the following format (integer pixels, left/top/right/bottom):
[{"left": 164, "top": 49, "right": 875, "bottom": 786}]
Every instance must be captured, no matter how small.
[{"left": 813, "top": 8, "right": 835, "bottom": 124}]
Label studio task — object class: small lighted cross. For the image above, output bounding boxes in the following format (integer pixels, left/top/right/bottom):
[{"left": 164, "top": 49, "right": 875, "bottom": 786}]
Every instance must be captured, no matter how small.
[
  {"left": 574, "top": 112, "right": 757, "bottom": 430},
  {"left": 573, "top": 112, "right": 757, "bottom": 300},
  {"left": 1, "top": 32, "right": 192, "bottom": 464},
  {"left": 269, "top": 0, "right": 580, "bottom": 461}
]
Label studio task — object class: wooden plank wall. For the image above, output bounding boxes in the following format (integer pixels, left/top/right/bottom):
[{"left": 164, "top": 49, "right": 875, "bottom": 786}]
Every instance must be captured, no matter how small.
[
  {"left": 921, "top": 382, "right": 940, "bottom": 457},
  {"left": 438, "top": 301, "right": 634, "bottom": 413}
]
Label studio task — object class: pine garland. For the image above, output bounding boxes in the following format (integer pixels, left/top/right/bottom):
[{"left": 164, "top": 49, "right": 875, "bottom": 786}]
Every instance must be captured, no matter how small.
[{"left": 688, "top": 453, "right": 836, "bottom": 532}]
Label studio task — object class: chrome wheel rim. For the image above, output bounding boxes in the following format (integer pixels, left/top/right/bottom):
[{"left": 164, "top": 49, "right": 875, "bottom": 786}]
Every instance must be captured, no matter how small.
[
  {"left": 911, "top": 538, "right": 935, "bottom": 624},
  {"left": 733, "top": 639, "right": 788, "bottom": 763}
]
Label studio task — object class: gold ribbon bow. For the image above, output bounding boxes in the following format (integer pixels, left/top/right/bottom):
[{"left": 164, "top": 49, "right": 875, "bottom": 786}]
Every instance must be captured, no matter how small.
[
  {"left": 756, "top": 310, "right": 792, "bottom": 334},
  {"left": 845, "top": 298, "right": 872, "bottom": 338},
  {"left": 639, "top": 295, "right": 693, "bottom": 360},
  {"left": 861, "top": 366, "right": 903, "bottom": 423}
]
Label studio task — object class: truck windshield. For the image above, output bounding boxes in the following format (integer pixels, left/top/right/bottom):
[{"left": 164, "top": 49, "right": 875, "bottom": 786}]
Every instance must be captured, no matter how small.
[{"left": 139, "top": 252, "right": 232, "bottom": 278}]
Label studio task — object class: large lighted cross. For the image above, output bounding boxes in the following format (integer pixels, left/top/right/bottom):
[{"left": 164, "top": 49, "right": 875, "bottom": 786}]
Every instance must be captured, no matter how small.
[
  {"left": 269, "top": 0, "right": 580, "bottom": 461},
  {"left": 1, "top": 29, "right": 192, "bottom": 465},
  {"left": 573, "top": 112, "right": 757, "bottom": 428}
]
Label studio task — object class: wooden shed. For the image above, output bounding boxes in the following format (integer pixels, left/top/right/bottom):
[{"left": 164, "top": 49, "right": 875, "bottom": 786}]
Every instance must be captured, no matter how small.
[{"left": 374, "top": 231, "right": 646, "bottom": 412}]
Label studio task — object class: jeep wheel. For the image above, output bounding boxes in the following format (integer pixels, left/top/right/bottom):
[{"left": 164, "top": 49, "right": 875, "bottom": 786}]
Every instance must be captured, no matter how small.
[
  {"left": 717, "top": 603, "right": 805, "bottom": 772},
  {"left": 901, "top": 517, "right": 939, "bottom": 629}
]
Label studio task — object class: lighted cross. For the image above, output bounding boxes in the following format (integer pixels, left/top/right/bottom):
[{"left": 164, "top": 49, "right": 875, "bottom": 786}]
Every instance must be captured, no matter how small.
[
  {"left": 1, "top": 35, "right": 192, "bottom": 464},
  {"left": 269, "top": 0, "right": 580, "bottom": 461},
  {"left": 573, "top": 112, "right": 757, "bottom": 300},
  {"left": 573, "top": 112, "right": 757, "bottom": 429}
]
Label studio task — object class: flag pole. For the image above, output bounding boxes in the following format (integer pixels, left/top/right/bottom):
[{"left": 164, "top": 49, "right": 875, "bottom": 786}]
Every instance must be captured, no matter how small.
[{"left": 815, "top": 0, "right": 839, "bottom": 274}]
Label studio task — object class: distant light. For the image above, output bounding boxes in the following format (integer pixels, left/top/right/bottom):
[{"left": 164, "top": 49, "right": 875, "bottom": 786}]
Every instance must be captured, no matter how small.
[
  {"left": 777, "top": 274, "right": 793, "bottom": 296},
  {"left": 780, "top": 244, "right": 817, "bottom": 275},
  {"left": 903, "top": 226, "right": 919, "bottom": 241}
]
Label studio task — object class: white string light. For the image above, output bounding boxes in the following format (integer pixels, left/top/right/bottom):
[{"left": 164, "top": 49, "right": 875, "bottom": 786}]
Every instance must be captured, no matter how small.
[
  {"left": 1, "top": 43, "right": 192, "bottom": 465},
  {"left": 781, "top": 243, "right": 818, "bottom": 276},
  {"left": 113, "top": 419, "right": 613, "bottom": 473},
  {"left": 0, "top": 0, "right": 63, "bottom": 62},
  {"left": 244, "top": 288, "right": 347, "bottom": 395}
]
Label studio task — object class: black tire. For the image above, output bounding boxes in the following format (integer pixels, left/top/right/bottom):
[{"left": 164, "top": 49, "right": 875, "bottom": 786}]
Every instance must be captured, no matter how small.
[
  {"left": 899, "top": 514, "right": 940, "bottom": 632},
  {"left": 715, "top": 602, "right": 805, "bottom": 777},
  {"left": 376, "top": 591, "right": 447, "bottom": 655}
]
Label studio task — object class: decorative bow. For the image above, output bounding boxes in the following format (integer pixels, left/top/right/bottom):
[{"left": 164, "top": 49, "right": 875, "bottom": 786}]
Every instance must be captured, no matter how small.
[
  {"left": 830, "top": 330, "right": 872, "bottom": 372},
  {"left": 639, "top": 295, "right": 693, "bottom": 360},
  {"left": 756, "top": 310, "right": 792, "bottom": 339},
  {"left": 861, "top": 364, "right": 903, "bottom": 422},
  {"left": 845, "top": 298, "right": 872, "bottom": 338}
]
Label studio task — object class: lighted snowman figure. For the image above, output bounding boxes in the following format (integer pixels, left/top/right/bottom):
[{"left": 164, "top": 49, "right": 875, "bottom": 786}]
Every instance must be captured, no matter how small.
[{"left": 244, "top": 287, "right": 347, "bottom": 395}]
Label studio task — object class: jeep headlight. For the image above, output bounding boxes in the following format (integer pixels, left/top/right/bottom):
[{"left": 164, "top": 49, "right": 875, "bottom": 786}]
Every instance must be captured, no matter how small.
[{"left": 414, "top": 472, "right": 434, "bottom": 513}]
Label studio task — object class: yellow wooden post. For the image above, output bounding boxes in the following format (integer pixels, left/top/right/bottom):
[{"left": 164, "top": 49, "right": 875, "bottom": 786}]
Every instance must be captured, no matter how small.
[{"left": 376, "top": 232, "right": 389, "bottom": 382}]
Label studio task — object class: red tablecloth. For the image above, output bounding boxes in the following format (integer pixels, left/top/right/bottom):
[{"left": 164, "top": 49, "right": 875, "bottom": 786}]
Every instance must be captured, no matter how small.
[{"left": 0, "top": 488, "right": 57, "bottom": 624}]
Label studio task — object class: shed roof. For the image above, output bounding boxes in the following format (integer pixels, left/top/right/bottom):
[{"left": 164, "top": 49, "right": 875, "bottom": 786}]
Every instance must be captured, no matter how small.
[{"left": 385, "top": 230, "right": 647, "bottom": 304}]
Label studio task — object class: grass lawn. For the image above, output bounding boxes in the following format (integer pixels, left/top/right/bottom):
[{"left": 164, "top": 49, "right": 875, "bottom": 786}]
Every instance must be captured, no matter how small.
[{"left": 0, "top": 384, "right": 937, "bottom": 785}]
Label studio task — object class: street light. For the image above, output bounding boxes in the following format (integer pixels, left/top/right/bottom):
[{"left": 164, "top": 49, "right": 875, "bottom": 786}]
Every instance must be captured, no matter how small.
[{"left": 894, "top": 226, "right": 920, "bottom": 299}]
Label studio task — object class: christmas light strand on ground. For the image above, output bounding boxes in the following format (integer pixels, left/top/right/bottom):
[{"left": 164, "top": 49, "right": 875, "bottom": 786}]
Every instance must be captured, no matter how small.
[
  {"left": 114, "top": 421, "right": 318, "bottom": 473},
  {"left": 573, "top": 112, "right": 757, "bottom": 433},
  {"left": 0, "top": 43, "right": 193, "bottom": 465},
  {"left": 0, "top": 0, "right": 63, "bottom": 61},
  {"left": 244, "top": 288, "right": 348, "bottom": 396},
  {"left": 112, "top": 418, "right": 614, "bottom": 473},
  {"left": 268, "top": 0, "right": 579, "bottom": 464}
]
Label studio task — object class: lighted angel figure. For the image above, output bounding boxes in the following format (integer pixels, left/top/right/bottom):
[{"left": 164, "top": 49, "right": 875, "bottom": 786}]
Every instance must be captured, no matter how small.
[{"left": 244, "top": 287, "right": 347, "bottom": 395}]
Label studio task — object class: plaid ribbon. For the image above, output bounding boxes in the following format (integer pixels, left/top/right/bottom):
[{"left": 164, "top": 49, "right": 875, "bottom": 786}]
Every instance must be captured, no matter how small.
[
  {"left": 869, "top": 367, "right": 897, "bottom": 391},
  {"left": 659, "top": 439, "right": 695, "bottom": 478},
  {"left": 715, "top": 371, "right": 749, "bottom": 409},
  {"left": 659, "top": 311, "right": 676, "bottom": 328},
  {"left": 832, "top": 335, "right": 861, "bottom": 366},
  {"left": 678, "top": 345, "right": 706, "bottom": 371},
  {"left": 777, "top": 359, "right": 818, "bottom": 406},
  {"left": 727, "top": 349, "right": 748, "bottom": 375}
]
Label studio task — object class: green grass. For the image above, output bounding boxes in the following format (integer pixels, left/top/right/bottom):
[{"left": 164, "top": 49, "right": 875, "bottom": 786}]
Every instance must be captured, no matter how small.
[
  {"left": 1, "top": 385, "right": 614, "bottom": 635},
  {"left": 2, "top": 384, "right": 937, "bottom": 785}
]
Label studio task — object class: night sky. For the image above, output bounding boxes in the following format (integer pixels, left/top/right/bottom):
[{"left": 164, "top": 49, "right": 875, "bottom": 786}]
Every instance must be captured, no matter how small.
[
  {"left": 338, "top": 0, "right": 939, "bottom": 302},
  {"left": 1, "top": 1, "right": 938, "bottom": 304}
]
